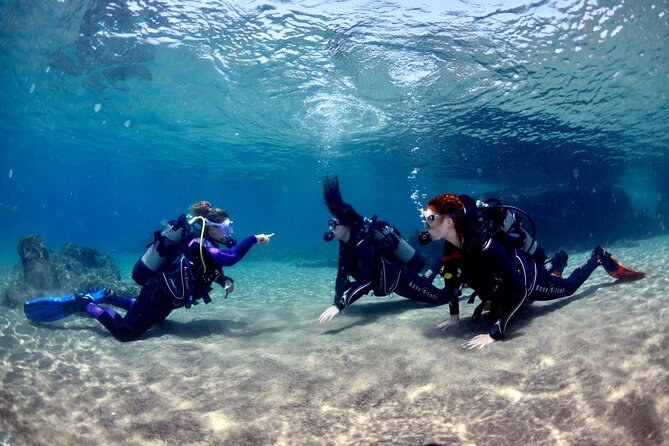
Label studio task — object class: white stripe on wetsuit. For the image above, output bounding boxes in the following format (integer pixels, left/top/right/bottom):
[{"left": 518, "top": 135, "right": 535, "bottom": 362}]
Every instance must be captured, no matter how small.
[
  {"left": 500, "top": 253, "right": 537, "bottom": 335},
  {"left": 343, "top": 281, "right": 372, "bottom": 307}
]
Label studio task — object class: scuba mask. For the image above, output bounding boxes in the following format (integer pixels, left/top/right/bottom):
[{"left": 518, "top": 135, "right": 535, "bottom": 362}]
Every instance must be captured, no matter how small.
[
  {"left": 323, "top": 218, "right": 341, "bottom": 242},
  {"left": 205, "top": 218, "right": 234, "bottom": 237},
  {"left": 188, "top": 215, "right": 237, "bottom": 249},
  {"left": 205, "top": 217, "right": 236, "bottom": 246}
]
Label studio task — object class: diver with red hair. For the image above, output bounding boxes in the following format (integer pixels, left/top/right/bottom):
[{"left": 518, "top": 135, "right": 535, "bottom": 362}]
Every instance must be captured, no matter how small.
[{"left": 421, "top": 193, "right": 645, "bottom": 350}]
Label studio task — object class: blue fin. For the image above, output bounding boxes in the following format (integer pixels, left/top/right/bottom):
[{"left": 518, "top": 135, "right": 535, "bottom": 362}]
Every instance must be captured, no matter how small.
[
  {"left": 23, "top": 295, "right": 79, "bottom": 323},
  {"left": 23, "top": 288, "right": 110, "bottom": 323}
]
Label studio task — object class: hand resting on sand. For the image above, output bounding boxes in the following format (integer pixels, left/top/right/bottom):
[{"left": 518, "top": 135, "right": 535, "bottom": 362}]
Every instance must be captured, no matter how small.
[
  {"left": 461, "top": 333, "right": 495, "bottom": 350},
  {"left": 317, "top": 305, "right": 340, "bottom": 324}
]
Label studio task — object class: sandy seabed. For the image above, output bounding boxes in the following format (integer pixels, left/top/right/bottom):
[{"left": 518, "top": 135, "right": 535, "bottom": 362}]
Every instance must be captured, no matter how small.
[{"left": 1, "top": 237, "right": 668, "bottom": 446}]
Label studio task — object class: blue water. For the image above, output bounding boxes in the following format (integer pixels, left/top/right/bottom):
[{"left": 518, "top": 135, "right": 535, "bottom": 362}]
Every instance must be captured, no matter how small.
[
  {"left": 1, "top": 1, "right": 668, "bottom": 258},
  {"left": 1, "top": 3, "right": 669, "bottom": 444}
]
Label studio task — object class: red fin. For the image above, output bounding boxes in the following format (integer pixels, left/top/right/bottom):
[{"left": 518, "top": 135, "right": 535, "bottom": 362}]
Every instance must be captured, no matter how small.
[{"left": 606, "top": 261, "right": 646, "bottom": 281}]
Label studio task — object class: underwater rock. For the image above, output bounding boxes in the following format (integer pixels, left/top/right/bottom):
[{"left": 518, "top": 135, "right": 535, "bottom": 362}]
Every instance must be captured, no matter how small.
[
  {"left": 16, "top": 235, "right": 59, "bottom": 292},
  {"left": 2, "top": 235, "right": 139, "bottom": 307}
]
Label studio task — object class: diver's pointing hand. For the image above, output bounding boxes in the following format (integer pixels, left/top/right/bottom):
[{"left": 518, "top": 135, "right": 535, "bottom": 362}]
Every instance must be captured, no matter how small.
[{"left": 255, "top": 233, "right": 275, "bottom": 245}]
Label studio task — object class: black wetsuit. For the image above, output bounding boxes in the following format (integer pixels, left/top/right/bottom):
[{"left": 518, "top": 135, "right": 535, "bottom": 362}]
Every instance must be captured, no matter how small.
[
  {"left": 438, "top": 236, "right": 599, "bottom": 340},
  {"left": 332, "top": 231, "right": 446, "bottom": 310},
  {"left": 84, "top": 235, "right": 258, "bottom": 341}
]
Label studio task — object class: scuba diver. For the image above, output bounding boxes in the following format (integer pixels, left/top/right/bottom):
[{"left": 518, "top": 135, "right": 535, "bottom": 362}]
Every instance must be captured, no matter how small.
[
  {"left": 420, "top": 193, "right": 646, "bottom": 350},
  {"left": 317, "top": 176, "right": 449, "bottom": 324},
  {"left": 24, "top": 200, "right": 274, "bottom": 341}
]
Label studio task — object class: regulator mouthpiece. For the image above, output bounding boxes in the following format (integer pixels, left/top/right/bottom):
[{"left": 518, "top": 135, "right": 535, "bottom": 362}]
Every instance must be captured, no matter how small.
[
  {"left": 323, "top": 231, "right": 335, "bottom": 242},
  {"left": 418, "top": 230, "right": 432, "bottom": 246},
  {"left": 223, "top": 237, "right": 237, "bottom": 248}
]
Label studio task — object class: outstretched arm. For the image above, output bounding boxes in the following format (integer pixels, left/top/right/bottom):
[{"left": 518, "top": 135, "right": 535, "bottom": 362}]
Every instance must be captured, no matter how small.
[
  {"left": 203, "top": 233, "right": 274, "bottom": 267},
  {"left": 319, "top": 238, "right": 375, "bottom": 324},
  {"left": 203, "top": 236, "right": 258, "bottom": 267}
]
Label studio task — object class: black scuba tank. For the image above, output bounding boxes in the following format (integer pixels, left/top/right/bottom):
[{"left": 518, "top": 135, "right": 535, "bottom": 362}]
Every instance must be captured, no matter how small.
[
  {"left": 365, "top": 216, "right": 426, "bottom": 272},
  {"left": 471, "top": 197, "right": 546, "bottom": 264},
  {"left": 132, "top": 219, "right": 188, "bottom": 286}
]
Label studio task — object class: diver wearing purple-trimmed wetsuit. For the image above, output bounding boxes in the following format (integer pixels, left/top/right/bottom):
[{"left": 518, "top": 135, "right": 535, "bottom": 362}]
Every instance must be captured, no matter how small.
[{"left": 82, "top": 234, "right": 260, "bottom": 341}]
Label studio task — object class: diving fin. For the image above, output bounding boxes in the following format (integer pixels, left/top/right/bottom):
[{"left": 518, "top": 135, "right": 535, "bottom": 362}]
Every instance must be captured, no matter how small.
[
  {"left": 23, "top": 288, "right": 111, "bottom": 323},
  {"left": 604, "top": 261, "right": 646, "bottom": 281},
  {"left": 594, "top": 247, "right": 646, "bottom": 282}
]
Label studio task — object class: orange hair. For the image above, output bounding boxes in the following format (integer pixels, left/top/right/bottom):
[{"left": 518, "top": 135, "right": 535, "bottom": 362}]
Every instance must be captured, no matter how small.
[{"left": 427, "top": 193, "right": 465, "bottom": 236}]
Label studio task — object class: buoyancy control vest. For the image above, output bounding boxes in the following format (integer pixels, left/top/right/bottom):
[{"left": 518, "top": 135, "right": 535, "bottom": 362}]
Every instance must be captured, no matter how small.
[
  {"left": 157, "top": 235, "right": 225, "bottom": 308},
  {"left": 364, "top": 215, "right": 426, "bottom": 272},
  {"left": 458, "top": 195, "right": 545, "bottom": 318}
]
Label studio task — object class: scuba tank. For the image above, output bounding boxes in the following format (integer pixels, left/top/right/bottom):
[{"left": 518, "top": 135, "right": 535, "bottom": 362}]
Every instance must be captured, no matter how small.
[
  {"left": 365, "top": 216, "right": 426, "bottom": 272},
  {"left": 497, "top": 205, "right": 539, "bottom": 256},
  {"left": 476, "top": 198, "right": 547, "bottom": 264},
  {"left": 132, "top": 216, "right": 189, "bottom": 286}
]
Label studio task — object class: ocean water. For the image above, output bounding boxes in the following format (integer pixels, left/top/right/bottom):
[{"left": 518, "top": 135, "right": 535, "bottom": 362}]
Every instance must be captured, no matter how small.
[{"left": 1, "top": 1, "right": 668, "bottom": 445}]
